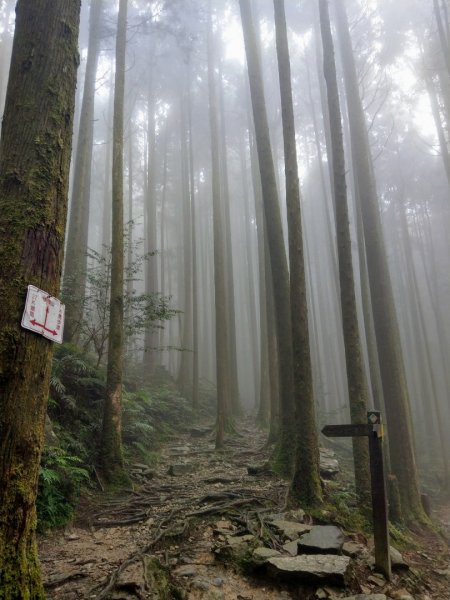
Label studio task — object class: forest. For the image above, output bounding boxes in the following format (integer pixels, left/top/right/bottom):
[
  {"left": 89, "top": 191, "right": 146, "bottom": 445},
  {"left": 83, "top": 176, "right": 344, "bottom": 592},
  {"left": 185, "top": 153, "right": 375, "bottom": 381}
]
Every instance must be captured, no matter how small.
[{"left": 1, "top": 0, "right": 450, "bottom": 598}]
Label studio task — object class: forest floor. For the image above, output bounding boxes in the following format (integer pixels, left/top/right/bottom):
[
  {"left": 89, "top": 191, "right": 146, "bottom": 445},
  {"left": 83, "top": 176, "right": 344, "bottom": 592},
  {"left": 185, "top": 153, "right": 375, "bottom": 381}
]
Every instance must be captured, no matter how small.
[{"left": 39, "top": 418, "right": 450, "bottom": 600}]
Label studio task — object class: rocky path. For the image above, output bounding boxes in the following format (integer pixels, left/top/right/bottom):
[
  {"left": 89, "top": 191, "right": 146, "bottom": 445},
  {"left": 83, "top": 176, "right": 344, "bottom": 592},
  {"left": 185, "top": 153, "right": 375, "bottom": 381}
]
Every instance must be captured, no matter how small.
[{"left": 39, "top": 420, "right": 450, "bottom": 600}]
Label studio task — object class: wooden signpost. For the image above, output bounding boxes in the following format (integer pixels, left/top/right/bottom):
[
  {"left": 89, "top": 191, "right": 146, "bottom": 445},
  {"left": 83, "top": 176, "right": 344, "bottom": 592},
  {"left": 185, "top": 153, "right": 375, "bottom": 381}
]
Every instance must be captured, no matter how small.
[{"left": 322, "top": 411, "right": 391, "bottom": 580}]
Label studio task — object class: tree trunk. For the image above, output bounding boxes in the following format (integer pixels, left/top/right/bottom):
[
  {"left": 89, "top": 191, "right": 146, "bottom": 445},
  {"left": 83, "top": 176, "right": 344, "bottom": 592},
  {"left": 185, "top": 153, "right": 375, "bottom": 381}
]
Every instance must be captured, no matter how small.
[
  {"left": 319, "top": 0, "right": 371, "bottom": 506},
  {"left": 187, "top": 67, "right": 200, "bottom": 411},
  {"left": 240, "top": 0, "right": 295, "bottom": 475},
  {"left": 63, "top": 0, "right": 103, "bottom": 343},
  {"left": 177, "top": 83, "right": 193, "bottom": 396},
  {"left": 208, "top": 2, "right": 232, "bottom": 448},
  {"left": 218, "top": 59, "right": 241, "bottom": 415},
  {"left": 143, "top": 77, "right": 159, "bottom": 372},
  {"left": 100, "top": 0, "right": 128, "bottom": 485},
  {"left": 333, "top": 0, "right": 424, "bottom": 520},
  {"left": 274, "top": 0, "right": 322, "bottom": 507},
  {"left": 0, "top": 1, "right": 80, "bottom": 594}
]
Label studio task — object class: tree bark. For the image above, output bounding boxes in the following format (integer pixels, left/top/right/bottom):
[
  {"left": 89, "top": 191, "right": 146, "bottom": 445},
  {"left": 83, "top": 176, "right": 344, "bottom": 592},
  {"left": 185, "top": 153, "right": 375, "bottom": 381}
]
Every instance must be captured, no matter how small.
[
  {"left": 333, "top": 0, "right": 424, "bottom": 520},
  {"left": 0, "top": 1, "right": 80, "bottom": 595},
  {"left": 100, "top": 0, "right": 128, "bottom": 484},
  {"left": 208, "top": 2, "right": 232, "bottom": 448},
  {"left": 240, "top": 0, "right": 295, "bottom": 474},
  {"left": 274, "top": 0, "right": 322, "bottom": 507},
  {"left": 319, "top": 0, "right": 371, "bottom": 506},
  {"left": 63, "top": 0, "right": 103, "bottom": 343}
]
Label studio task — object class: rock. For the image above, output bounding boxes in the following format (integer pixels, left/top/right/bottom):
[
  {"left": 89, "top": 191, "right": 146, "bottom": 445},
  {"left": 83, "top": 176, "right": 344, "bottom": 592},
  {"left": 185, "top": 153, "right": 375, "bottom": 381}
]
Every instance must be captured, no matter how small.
[
  {"left": 174, "top": 565, "right": 197, "bottom": 577},
  {"left": 367, "top": 574, "right": 386, "bottom": 587},
  {"left": 191, "top": 577, "right": 210, "bottom": 591},
  {"left": 315, "top": 589, "right": 328, "bottom": 599},
  {"left": 390, "top": 546, "right": 408, "bottom": 569},
  {"left": 247, "top": 463, "right": 272, "bottom": 476},
  {"left": 266, "top": 554, "right": 351, "bottom": 585},
  {"left": 205, "top": 591, "right": 225, "bottom": 600},
  {"left": 169, "top": 446, "right": 191, "bottom": 455},
  {"left": 271, "top": 520, "right": 312, "bottom": 540},
  {"left": 190, "top": 426, "right": 212, "bottom": 437},
  {"left": 212, "top": 577, "right": 223, "bottom": 586},
  {"left": 45, "top": 415, "right": 59, "bottom": 445},
  {"left": 282, "top": 540, "right": 299, "bottom": 556},
  {"left": 167, "top": 463, "right": 196, "bottom": 476},
  {"left": 342, "top": 541, "right": 367, "bottom": 558},
  {"left": 298, "top": 525, "right": 344, "bottom": 554},
  {"left": 283, "top": 508, "right": 306, "bottom": 522},
  {"left": 341, "top": 595, "right": 387, "bottom": 600},
  {"left": 143, "top": 555, "right": 174, "bottom": 599},
  {"left": 320, "top": 457, "right": 340, "bottom": 479},
  {"left": 434, "top": 566, "right": 450, "bottom": 579},
  {"left": 252, "top": 547, "right": 282, "bottom": 563},
  {"left": 390, "top": 590, "right": 415, "bottom": 600},
  {"left": 65, "top": 533, "right": 80, "bottom": 541},
  {"left": 215, "top": 534, "right": 257, "bottom": 562}
]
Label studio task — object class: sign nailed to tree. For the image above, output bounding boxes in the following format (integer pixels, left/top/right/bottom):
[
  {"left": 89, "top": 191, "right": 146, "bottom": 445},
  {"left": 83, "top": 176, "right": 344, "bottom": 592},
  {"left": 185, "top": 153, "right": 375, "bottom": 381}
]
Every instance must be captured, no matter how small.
[{"left": 21, "top": 285, "right": 65, "bottom": 344}]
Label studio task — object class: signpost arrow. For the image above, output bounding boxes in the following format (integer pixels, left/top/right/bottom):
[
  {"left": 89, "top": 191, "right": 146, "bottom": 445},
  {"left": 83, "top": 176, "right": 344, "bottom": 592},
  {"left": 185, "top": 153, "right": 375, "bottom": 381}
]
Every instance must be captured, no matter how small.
[
  {"left": 322, "top": 423, "right": 371, "bottom": 438},
  {"left": 322, "top": 411, "right": 391, "bottom": 580}
]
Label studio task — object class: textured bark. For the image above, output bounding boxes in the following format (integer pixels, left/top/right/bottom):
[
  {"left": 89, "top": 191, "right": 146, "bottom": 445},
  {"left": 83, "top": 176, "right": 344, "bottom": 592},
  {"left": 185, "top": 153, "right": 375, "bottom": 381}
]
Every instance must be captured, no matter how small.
[
  {"left": 274, "top": 0, "right": 322, "bottom": 507},
  {"left": 247, "top": 106, "right": 271, "bottom": 428},
  {"left": 333, "top": 0, "right": 423, "bottom": 520},
  {"left": 208, "top": 3, "right": 232, "bottom": 448},
  {"left": 240, "top": 0, "right": 294, "bottom": 474},
  {"left": 218, "top": 60, "right": 241, "bottom": 415},
  {"left": 187, "top": 71, "right": 200, "bottom": 411},
  {"left": 0, "top": 0, "right": 80, "bottom": 595},
  {"left": 101, "top": 69, "right": 114, "bottom": 253},
  {"left": 101, "top": 0, "right": 128, "bottom": 484},
  {"left": 63, "top": 0, "right": 103, "bottom": 343},
  {"left": 143, "top": 78, "right": 159, "bottom": 371},
  {"left": 177, "top": 85, "right": 193, "bottom": 395},
  {"left": 319, "top": 0, "right": 370, "bottom": 506},
  {"left": 239, "top": 134, "right": 259, "bottom": 410}
]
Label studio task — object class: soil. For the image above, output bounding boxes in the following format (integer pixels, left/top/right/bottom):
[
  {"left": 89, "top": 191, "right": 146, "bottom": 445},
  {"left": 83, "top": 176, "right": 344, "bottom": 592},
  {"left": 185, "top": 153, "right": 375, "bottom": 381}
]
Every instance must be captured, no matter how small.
[{"left": 39, "top": 419, "right": 450, "bottom": 600}]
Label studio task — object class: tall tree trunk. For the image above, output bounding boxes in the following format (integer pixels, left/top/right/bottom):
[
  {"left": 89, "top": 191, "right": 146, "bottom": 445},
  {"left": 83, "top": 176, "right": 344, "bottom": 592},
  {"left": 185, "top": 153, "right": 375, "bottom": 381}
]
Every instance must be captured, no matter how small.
[
  {"left": 177, "top": 85, "right": 193, "bottom": 395},
  {"left": 208, "top": 2, "right": 232, "bottom": 448},
  {"left": 240, "top": 0, "right": 295, "bottom": 474},
  {"left": 319, "top": 0, "right": 370, "bottom": 506},
  {"left": 0, "top": 1, "right": 80, "bottom": 594},
  {"left": 101, "top": 0, "right": 128, "bottom": 485},
  {"left": 218, "top": 59, "right": 241, "bottom": 414},
  {"left": 239, "top": 133, "right": 260, "bottom": 411},
  {"left": 274, "top": 0, "right": 322, "bottom": 507},
  {"left": 143, "top": 79, "right": 159, "bottom": 372},
  {"left": 63, "top": 0, "right": 103, "bottom": 343},
  {"left": 187, "top": 67, "right": 200, "bottom": 411},
  {"left": 333, "top": 0, "right": 424, "bottom": 520},
  {"left": 101, "top": 68, "right": 114, "bottom": 253}
]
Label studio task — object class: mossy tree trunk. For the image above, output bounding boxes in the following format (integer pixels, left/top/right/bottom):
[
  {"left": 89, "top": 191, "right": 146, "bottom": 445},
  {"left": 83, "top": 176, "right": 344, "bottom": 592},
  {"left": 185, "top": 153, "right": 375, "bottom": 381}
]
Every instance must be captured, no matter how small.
[
  {"left": 273, "top": 0, "right": 322, "bottom": 507},
  {"left": 63, "top": 0, "right": 103, "bottom": 343},
  {"left": 100, "top": 0, "right": 128, "bottom": 485},
  {"left": 319, "top": 0, "right": 371, "bottom": 507},
  {"left": 240, "top": 0, "right": 294, "bottom": 474},
  {"left": 333, "top": 0, "right": 424, "bottom": 520},
  {"left": 0, "top": 1, "right": 80, "bottom": 596}
]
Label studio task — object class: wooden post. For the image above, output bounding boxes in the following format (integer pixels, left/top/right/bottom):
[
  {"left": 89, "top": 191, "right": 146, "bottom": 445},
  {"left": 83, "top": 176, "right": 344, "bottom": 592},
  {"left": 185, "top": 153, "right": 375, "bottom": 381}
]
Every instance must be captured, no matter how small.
[
  {"left": 367, "top": 410, "right": 391, "bottom": 580},
  {"left": 321, "top": 411, "right": 391, "bottom": 580}
]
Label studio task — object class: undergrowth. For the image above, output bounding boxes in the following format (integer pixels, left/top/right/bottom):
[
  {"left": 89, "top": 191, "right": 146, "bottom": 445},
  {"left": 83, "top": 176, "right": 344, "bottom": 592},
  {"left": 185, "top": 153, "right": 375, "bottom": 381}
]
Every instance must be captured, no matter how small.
[{"left": 38, "top": 343, "right": 212, "bottom": 531}]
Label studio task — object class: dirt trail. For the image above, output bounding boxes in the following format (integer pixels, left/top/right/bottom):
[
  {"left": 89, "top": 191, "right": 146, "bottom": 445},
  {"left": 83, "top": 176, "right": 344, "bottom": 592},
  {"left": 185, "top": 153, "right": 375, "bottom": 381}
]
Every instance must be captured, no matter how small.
[
  {"left": 39, "top": 420, "right": 450, "bottom": 599},
  {"left": 39, "top": 419, "right": 291, "bottom": 599}
]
